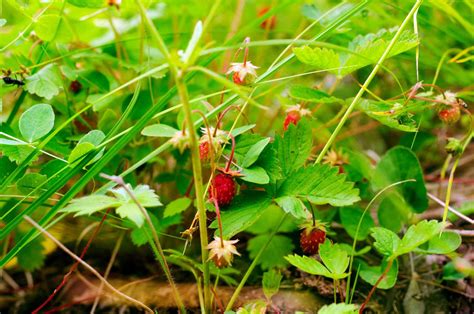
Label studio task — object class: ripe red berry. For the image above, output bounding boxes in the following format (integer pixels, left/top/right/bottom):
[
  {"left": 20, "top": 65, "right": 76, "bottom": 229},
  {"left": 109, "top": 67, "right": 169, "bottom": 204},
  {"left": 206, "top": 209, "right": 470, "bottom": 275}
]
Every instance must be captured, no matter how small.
[
  {"left": 300, "top": 227, "right": 326, "bottom": 255},
  {"left": 232, "top": 72, "right": 243, "bottom": 85},
  {"left": 283, "top": 111, "right": 301, "bottom": 130},
  {"left": 199, "top": 141, "right": 210, "bottom": 160},
  {"left": 438, "top": 106, "right": 460, "bottom": 124},
  {"left": 70, "top": 80, "right": 82, "bottom": 94},
  {"left": 210, "top": 173, "right": 236, "bottom": 207},
  {"left": 258, "top": 7, "right": 276, "bottom": 30}
]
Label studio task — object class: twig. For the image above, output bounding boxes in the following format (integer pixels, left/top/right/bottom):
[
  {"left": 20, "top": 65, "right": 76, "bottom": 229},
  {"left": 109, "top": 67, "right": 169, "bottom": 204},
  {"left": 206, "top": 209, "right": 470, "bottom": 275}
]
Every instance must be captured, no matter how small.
[
  {"left": 23, "top": 215, "right": 154, "bottom": 313},
  {"left": 427, "top": 192, "right": 474, "bottom": 224}
]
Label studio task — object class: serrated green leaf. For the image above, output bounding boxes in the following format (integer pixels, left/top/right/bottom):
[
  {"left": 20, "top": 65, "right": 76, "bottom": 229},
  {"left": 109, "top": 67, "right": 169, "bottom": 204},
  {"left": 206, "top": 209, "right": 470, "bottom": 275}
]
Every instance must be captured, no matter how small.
[
  {"left": 277, "top": 164, "right": 360, "bottom": 210},
  {"left": 66, "top": 0, "right": 104, "bottom": 8},
  {"left": 318, "top": 303, "right": 358, "bottom": 314},
  {"left": 340, "top": 206, "right": 375, "bottom": 240},
  {"left": 293, "top": 46, "right": 340, "bottom": 70},
  {"left": 25, "top": 64, "right": 62, "bottom": 100},
  {"left": 285, "top": 254, "right": 331, "bottom": 277},
  {"left": 61, "top": 195, "right": 120, "bottom": 216},
  {"left": 373, "top": 146, "right": 428, "bottom": 213},
  {"left": 240, "top": 166, "right": 270, "bottom": 185},
  {"left": 141, "top": 124, "right": 179, "bottom": 137},
  {"left": 164, "top": 197, "right": 192, "bottom": 218},
  {"left": 274, "top": 195, "right": 307, "bottom": 219},
  {"left": 289, "top": 85, "right": 345, "bottom": 104},
  {"left": 248, "top": 234, "right": 294, "bottom": 270},
  {"left": 319, "top": 240, "right": 350, "bottom": 279},
  {"left": 274, "top": 119, "right": 312, "bottom": 176},
  {"left": 19, "top": 104, "right": 55, "bottom": 142},
  {"left": 359, "top": 258, "right": 398, "bottom": 289},
  {"left": 116, "top": 203, "right": 145, "bottom": 227},
  {"left": 242, "top": 137, "right": 271, "bottom": 168},
  {"left": 357, "top": 99, "right": 417, "bottom": 132},
  {"left": 370, "top": 227, "right": 400, "bottom": 257},
  {"left": 262, "top": 269, "right": 282, "bottom": 299},
  {"left": 395, "top": 220, "right": 443, "bottom": 257},
  {"left": 210, "top": 192, "right": 271, "bottom": 238}
]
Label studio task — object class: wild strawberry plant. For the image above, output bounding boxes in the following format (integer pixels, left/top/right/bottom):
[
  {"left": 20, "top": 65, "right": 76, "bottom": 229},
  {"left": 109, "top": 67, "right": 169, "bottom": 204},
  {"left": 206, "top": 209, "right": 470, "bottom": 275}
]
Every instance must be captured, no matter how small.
[{"left": 0, "top": 0, "right": 472, "bottom": 313}]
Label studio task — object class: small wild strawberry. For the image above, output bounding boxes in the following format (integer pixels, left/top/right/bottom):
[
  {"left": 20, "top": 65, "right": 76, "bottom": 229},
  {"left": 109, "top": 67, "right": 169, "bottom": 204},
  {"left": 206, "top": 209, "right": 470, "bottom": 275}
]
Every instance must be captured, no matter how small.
[
  {"left": 210, "top": 173, "right": 236, "bottom": 207},
  {"left": 257, "top": 6, "right": 276, "bottom": 30},
  {"left": 70, "top": 80, "right": 82, "bottom": 94},
  {"left": 199, "top": 141, "right": 210, "bottom": 160},
  {"left": 207, "top": 236, "right": 240, "bottom": 268},
  {"left": 438, "top": 106, "right": 460, "bottom": 124},
  {"left": 227, "top": 61, "right": 258, "bottom": 85},
  {"left": 300, "top": 222, "right": 327, "bottom": 255},
  {"left": 283, "top": 105, "right": 311, "bottom": 131}
]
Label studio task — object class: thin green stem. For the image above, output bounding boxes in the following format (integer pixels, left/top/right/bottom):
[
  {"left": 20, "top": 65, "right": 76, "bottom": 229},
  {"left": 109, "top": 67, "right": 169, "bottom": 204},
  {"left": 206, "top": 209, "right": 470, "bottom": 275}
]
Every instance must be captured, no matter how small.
[
  {"left": 225, "top": 213, "right": 287, "bottom": 311},
  {"left": 315, "top": 0, "right": 424, "bottom": 164}
]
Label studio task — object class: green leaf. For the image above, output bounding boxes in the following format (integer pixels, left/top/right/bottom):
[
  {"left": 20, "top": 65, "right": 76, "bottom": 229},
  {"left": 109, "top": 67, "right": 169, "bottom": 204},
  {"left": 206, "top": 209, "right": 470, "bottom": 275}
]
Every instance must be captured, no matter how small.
[
  {"left": 319, "top": 240, "right": 350, "bottom": 279},
  {"left": 293, "top": 46, "right": 340, "bottom": 70},
  {"left": 377, "top": 193, "right": 410, "bottom": 232},
  {"left": 68, "top": 142, "right": 95, "bottom": 164},
  {"left": 289, "top": 85, "right": 344, "bottom": 104},
  {"left": 79, "top": 130, "right": 105, "bottom": 146},
  {"left": 394, "top": 220, "right": 444, "bottom": 257},
  {"left": 17, "top": 173, "right": 47, "bottom": 195},
  {"left": 67, "top": 0, "right": 104, "bottom": 8},
  {"left": 242, "top": 137, "right": 271, "bottom": 168},
  {"left": 442, "top": 261, "right": 467, "bottom": 281},
  {"left": 131, "top": 214, "right": 181, "bottom": 247},
  {"left": 246, "top": 205, "right": 298, "bottom": 235},
  {"left": 230, "top": 124, "right": 256, "bottom": 137},
  {"left": 164, "top": 197, "right": 192, "bottom": 218},
  {"left": 415, "top": 231, "right": 461, "bottom": 255},
  {"left": 25, "top": 64, "right": 62, "bottom": 100},
  {"left": 357, "top": 99, "right": 417, "bottom": 132},
  {"left": 370, "top": 227, "right": 400, "bottom": 257},
  {"left": 248, "top": 234, "right": 294, "bottom": 270},
  {"left": 285, "top": 254, "right": 331, "bottom": 277},
  {"left": 111, "top": 184, "right": 162, "bottom": 208},
  {"left": 262, "top": 269, "right": 282, "bottom": 299},
  {"left": 277, "top": 164, "right": 360, "bottom": 208},
  {"left": 210, "top": 192, "right": 272, "bottom": 238},
  {"left": 61, "top": 194, "right": 120, "bottom": 216},
  {"left": 373, "top": 146, "right": 428, "bottom": 213},
  {"left": 34, "top": 14, "right": 72, "bottom": 42},
  {"left": 257, "top": 145, "right": 282, "bottom": 184},
  {"left": 240, "top": 166, "right": 270, "bottom": 185},
  {"left": 274, "top": 196, "right": 307, "bottom": 219},
  {"left": 318, "top": 303, "right": 358, "bottom": 314},
  {"left": 0, "top": 145, "right": 35, "bottom": 164},
  {"left": 16, "top": 234, "right": 45, "bottom": 271},
  {"left": 19, "top": 104, "right": 55, "bottom": 142},
  {"left": 141, "top": 124, "right": 179, "bottom": 137},
  {"left": 116, "top": 203, "right": 146, "bottom": 227},
  {"left": 339, "top": 206, "right": 375, "bottom": 240},
  {"left": 182, "top": 20, "right": 203, "bottom": 63},
  {"left": 274, "top": 119, "right": 312, "bottom": 176},
  {"left": 359, "top": 259, "right": 399, "bottom": 289}
]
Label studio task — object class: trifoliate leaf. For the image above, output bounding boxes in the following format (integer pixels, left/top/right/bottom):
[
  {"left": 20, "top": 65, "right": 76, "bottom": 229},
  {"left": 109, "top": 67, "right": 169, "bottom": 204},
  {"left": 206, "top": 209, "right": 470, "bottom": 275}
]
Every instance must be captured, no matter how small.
[
  {"left": 25, "top": 64, "right": 62, "bottom": 100},
  {"left": 19, "top": 104, "right": 55, "bottom": 142},
  {"left": 395, "top": 220, "right": 444, "bottom": 257},
  {"left": 370, "top": 227, "right": 400, "bottom": 257},
  {"left": 319, "top": 240, "right": 350, "bottom": 279},
  {"left": 248, "top": 234, "right": 294, "bottom": 270}
]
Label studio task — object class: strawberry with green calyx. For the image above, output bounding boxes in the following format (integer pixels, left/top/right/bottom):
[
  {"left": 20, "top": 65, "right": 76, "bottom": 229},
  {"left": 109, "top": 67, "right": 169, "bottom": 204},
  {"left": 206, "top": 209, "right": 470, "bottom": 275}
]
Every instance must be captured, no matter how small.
[
  {"left": 226, "top": 37, "right": 258, "bottom": 85},
  {"left": 283, "top": 105, "right": 311, "bottom": 131},
  {"left": 300, "top": 221, "right": 327, "bottom": 255},
  {"left": 438, "top": 105, "right": 461, "bottom": 124}
]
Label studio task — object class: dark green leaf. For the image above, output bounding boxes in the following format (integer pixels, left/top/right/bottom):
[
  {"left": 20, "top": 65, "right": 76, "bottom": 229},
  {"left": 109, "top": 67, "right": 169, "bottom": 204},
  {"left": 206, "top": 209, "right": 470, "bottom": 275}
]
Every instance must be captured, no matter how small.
[
  {"left": 359, "top": 258, "right": 398, "bottom": 289},
  {"left": 339, "top": 206, "right": 375, "bottom": 240},
  {"left": 164, "top": 197, "right": 192, "bottom": 218},
  {"left": 248, "top": 234, "right": 294, "bottom": 270},
  {"left": 262, "top": 269, "right": 282, "bottom": 299}
]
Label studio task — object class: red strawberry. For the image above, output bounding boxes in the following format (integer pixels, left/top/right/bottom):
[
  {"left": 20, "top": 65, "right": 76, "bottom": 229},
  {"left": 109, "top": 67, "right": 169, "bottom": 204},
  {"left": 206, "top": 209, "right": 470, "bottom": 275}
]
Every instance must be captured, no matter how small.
[
  {"left": 438, "top": 106, "right": 460, "bottom": 124},
  {"left": 70, "top": 80, "right": 82, "bottom": 94},
  {"left": 300, "top": 225, "right": 326, "bottom": 255},
  {"left": 199, "top": 141, "right": 210, "bottom": 160},
  {"left": 210, "top": 173, "right": 236, "bottom": 207},
  {"left": 283, "top": 111, "right": 301, "bottom": 130},
  {"left": 258, "top": 7, "right": 276, "bottom": 30}
]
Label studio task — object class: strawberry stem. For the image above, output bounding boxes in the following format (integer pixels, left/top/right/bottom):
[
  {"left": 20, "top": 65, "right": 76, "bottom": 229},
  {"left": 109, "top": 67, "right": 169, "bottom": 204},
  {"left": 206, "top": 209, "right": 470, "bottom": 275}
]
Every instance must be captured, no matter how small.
[
  {"left": 243, "top": 37, "right": 250, "bottom": 66},
  {"left": 212, "top": 196, "right": 225, "bottom": 247},
  {"left": 224, "top": 133, "right": 236, "bottom": 173},
  {"left": 309, "top": 203, "right": 316, "bottom": 227}
]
